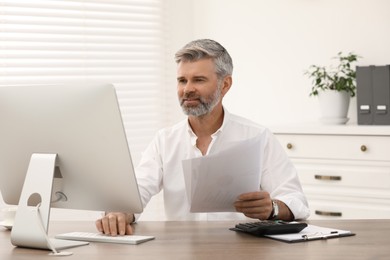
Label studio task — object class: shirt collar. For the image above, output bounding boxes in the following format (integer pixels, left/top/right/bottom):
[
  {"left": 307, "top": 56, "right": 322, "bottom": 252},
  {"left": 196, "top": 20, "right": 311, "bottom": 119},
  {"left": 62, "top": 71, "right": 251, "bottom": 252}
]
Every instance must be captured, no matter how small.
[{"left": 186, "top": 107, "right": 230, "bottom": 140}]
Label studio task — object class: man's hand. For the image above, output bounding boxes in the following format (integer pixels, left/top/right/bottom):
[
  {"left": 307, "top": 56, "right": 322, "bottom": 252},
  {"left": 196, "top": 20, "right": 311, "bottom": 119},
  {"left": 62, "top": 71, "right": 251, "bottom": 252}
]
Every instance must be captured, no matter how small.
[
  {"left": 95, "top": 212, "right": 134, "bottom": 236},
  {"left": 234, "top": 191, "right": 273, "bottom": 220}
]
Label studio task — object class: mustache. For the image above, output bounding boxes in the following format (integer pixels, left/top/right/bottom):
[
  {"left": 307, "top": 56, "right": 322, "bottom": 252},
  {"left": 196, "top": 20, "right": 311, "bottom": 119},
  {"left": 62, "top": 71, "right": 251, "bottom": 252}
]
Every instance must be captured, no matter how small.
[
  {"left": 182, "top": 92, "right": 199, "bottom": 99},
  {"left": 180, "top": 93, "right": 203, "bottom": 105}
]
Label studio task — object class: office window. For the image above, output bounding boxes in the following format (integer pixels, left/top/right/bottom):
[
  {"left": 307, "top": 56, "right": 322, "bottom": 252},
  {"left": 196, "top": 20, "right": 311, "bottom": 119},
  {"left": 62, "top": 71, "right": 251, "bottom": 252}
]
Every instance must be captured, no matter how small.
[{"left": 0, "top": 0, "right": 166, "bottom": 163}]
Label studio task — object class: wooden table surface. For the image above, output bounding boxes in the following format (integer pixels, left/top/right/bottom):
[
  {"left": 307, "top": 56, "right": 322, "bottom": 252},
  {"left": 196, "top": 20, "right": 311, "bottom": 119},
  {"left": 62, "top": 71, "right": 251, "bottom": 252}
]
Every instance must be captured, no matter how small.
[{"left": 1, "top": 219, "right": 389, "bottom": 259}]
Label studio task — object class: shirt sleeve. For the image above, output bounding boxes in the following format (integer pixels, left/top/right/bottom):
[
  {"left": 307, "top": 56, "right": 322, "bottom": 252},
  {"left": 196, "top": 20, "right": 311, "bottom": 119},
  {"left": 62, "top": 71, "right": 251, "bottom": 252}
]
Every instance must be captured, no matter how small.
[
  {"left": 134, "top": 134, "right": 164, "bottom": 210},
  {"left": 260, "top": 129, "right": 310, "bottom": 220}
]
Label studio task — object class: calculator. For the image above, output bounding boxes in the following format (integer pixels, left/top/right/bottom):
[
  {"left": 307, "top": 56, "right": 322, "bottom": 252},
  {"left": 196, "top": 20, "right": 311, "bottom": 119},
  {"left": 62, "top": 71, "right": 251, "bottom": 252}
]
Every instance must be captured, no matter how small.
[{"left": 231, "top": 220, "right": 308, "bottom": 236}]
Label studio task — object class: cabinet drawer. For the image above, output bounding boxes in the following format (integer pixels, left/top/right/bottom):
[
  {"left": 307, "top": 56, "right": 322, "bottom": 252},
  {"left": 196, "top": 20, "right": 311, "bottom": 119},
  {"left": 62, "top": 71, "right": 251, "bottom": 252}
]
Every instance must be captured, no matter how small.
[
  {"left": 294, "top": 159, "right": 390, "bottom": 190},
  {"left": 307, "top": 198, "right": 390, "bottom": 219},
  {"left": 276, "top": 134, "right": 390, "bottom": 161}
]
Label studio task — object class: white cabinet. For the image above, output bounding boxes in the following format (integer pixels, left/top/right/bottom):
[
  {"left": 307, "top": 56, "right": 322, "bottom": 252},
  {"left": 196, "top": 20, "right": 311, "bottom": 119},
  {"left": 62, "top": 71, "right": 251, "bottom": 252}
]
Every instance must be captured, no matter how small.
[{"left": 271, "top": 124, "right": 390, "bottom": 219}]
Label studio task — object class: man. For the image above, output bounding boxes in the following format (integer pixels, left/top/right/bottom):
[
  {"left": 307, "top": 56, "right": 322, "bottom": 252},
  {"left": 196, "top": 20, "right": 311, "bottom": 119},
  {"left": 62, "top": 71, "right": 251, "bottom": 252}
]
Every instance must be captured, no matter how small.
[{"left": 96, "top": 39, "right": 309, "bottom": 236}]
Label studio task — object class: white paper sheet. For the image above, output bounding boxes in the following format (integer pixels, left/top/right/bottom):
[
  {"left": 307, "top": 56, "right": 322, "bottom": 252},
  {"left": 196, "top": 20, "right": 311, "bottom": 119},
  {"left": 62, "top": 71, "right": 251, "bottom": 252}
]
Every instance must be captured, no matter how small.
[{"left": 182, "top": 135, "right": 262, "bottom": 212}]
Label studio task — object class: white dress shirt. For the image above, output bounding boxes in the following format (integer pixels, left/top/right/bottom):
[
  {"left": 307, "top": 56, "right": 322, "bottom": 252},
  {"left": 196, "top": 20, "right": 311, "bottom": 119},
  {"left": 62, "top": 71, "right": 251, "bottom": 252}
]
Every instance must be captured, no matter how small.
[{"left": 135, "top": 109, "right": 310, "bottom": 221}]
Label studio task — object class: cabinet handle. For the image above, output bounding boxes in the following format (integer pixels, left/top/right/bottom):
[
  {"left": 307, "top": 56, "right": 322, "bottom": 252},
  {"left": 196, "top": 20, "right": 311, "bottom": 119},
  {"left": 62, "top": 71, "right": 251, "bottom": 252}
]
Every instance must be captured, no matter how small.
[
  {"left": 314, "top": 175, "right": 342, "bottom": 181},
  {"left": 360, "top": 145, "right": 367, "bottom": 152},
  {"left": 315, "top": 210, "right": 342, "bottom": 217},
  {"left": 286, "top": 143, "right": 293, "bottom": 149}
]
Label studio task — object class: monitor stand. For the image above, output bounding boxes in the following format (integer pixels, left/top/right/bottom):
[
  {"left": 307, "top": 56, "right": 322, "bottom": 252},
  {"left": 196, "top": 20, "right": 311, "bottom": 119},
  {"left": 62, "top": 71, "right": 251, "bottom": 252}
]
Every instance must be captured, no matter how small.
[{"left": 11, "top": 153, "right": 88, "bottom": 250}]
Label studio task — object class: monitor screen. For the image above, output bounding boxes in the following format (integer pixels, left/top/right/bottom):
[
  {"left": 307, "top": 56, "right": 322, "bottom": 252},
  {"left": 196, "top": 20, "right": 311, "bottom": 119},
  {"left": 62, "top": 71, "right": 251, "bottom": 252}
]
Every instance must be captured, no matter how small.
[{"left": 0, "top": 83, "right": 143, "bottom": 214}]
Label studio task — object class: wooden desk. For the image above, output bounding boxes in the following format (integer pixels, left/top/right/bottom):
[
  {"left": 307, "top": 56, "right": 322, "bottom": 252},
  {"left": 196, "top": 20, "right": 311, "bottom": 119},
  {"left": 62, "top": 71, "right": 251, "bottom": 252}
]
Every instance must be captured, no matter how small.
[{"left": 1, "top": 220, "right": 389, "bottom": 259}]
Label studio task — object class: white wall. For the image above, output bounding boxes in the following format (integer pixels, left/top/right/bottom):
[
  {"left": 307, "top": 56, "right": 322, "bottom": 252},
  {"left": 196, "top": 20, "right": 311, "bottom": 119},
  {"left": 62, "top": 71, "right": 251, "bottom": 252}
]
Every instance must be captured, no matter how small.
[{"left": 187, "top": 0, "right": 390, "bottom": 126}]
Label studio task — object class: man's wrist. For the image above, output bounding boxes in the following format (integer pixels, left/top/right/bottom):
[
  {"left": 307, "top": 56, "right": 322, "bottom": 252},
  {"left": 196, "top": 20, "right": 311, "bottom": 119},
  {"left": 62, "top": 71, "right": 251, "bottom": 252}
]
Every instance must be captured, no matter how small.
[{"left": 268, "top": 200, "right": 279, "bottom": 220}]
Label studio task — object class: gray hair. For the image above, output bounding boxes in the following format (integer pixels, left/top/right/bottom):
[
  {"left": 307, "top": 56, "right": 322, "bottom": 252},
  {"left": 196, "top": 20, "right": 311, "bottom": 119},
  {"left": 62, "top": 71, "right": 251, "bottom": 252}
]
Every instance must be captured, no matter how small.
[{"left": 174, "top": 39, "right": 233, "bottom": 79}]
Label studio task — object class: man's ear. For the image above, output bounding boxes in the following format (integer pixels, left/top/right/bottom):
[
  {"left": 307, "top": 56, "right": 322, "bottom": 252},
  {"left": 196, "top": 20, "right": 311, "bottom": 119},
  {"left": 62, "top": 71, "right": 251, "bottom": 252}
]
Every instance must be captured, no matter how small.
[{"left": 221, "top": 75, "right": 232, "bottom": 97}]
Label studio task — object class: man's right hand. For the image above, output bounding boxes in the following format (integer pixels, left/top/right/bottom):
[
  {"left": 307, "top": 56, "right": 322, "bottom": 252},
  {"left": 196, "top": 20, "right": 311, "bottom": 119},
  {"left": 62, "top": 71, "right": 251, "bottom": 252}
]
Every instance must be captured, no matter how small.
[{"left": 95, "top": 212, "right": 135, "bottom": 236}]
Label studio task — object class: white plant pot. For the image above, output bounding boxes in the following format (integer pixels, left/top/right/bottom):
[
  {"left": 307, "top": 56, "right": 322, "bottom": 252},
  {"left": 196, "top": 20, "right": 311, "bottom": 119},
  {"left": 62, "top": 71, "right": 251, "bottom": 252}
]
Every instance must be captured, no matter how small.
[{"left": 318, "top": 90, "right": 350, "bottom": 125}]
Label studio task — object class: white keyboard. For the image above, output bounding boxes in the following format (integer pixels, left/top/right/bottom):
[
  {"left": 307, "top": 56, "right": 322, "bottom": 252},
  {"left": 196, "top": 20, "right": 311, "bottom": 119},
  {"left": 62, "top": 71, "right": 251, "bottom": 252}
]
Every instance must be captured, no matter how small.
[{"left": 55, "top": 232, "right": 155, "bottom": 245}]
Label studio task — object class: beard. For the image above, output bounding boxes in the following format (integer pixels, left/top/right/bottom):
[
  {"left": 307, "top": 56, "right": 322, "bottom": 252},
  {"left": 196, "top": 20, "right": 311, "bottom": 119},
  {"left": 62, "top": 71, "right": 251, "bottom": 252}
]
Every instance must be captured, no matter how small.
[{"left": 179, "top": 83, "right": 222, "bottom": 117}]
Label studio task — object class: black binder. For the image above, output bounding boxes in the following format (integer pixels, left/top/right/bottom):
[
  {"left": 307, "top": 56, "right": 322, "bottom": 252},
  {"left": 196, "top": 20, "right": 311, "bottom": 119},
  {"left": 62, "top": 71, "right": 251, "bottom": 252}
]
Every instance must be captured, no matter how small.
[
  {"left": 356, "top": 65, "right": 390, "bottom": 125},
  {"left": 372, "top": 65, "right": 390, "bottom": 125},
  {"left": 356, "top": 66, "right": 373, "bottom": 125}
]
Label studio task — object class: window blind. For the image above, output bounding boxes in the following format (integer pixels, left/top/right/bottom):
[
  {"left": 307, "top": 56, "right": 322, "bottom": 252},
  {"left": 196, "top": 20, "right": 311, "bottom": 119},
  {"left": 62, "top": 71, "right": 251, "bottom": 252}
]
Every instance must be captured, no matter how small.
[{"left": 0, "top": 0, "right": 166, "bottom": 163}]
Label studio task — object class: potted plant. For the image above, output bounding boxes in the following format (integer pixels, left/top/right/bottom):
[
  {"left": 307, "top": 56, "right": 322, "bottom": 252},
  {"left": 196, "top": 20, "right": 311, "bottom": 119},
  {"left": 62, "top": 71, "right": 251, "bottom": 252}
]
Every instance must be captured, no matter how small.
[{"left": 305, "top": 52, "right": 360, "bottom": 124}]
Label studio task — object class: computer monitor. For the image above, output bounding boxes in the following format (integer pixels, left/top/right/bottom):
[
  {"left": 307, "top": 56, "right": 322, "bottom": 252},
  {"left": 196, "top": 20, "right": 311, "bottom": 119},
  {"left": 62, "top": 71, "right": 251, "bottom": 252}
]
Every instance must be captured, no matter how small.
[{"left": 0, "top": 83, "right": 143, "bottom": 251}]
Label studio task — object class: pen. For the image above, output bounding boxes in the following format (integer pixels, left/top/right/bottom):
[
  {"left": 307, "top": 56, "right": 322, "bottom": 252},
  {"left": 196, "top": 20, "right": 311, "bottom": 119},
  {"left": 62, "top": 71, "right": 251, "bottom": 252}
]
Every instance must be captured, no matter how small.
[
  {"left": 302, "top": 231, "right": 339, "bottom": 240},
  {"left": 323, "top": 231, "right": 339, "bottom": 239}
]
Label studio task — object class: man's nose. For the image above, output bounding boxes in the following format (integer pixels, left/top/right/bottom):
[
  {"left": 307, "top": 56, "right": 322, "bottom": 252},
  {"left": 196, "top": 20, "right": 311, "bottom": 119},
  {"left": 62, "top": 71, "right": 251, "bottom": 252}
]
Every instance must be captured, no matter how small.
[{"left": 183, "top": 82, "right": 195, "bottom": 94}]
